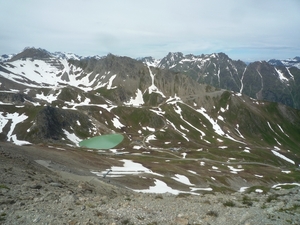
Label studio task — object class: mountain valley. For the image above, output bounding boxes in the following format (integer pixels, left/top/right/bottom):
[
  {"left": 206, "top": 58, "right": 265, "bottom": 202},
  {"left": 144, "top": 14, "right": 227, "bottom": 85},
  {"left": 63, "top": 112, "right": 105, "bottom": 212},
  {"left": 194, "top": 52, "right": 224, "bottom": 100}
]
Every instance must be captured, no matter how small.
[{"left": 0, "top": 47, "right": 300, "bottom": 197}]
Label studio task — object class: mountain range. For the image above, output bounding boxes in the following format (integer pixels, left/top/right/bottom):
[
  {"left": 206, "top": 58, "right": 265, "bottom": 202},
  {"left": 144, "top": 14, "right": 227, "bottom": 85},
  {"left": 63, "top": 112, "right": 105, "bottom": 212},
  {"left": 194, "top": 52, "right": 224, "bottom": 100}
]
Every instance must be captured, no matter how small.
[
  {"left": 0, "top": 47, "right": 300, "bottom": 193},
  {"left": 140, "top": 52, "right": 300, "bottom": 110}
]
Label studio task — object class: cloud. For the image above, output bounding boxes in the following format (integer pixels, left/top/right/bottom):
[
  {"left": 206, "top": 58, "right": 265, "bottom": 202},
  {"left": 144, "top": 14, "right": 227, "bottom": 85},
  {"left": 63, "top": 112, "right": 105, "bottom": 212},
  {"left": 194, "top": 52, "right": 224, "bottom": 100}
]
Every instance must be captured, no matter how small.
[{"left": 1, "top": 0, "right": 299, "bottom": 61}]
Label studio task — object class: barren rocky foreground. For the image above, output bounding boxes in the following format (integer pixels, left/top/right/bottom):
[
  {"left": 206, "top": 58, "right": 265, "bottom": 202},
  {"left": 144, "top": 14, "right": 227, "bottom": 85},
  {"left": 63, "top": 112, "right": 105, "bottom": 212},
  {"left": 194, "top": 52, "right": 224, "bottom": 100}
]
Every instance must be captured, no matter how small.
[{"left": 1, "top": 142, "right": 300, "bottom": 225}]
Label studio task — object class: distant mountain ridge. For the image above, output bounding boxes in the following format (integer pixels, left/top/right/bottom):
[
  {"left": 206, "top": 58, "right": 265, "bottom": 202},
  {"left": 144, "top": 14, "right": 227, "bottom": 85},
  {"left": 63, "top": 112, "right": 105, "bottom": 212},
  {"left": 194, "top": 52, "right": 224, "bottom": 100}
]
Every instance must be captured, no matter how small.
[
  {"left": 1, "top": 47, "right": 300, "bottom": 109},
  {"left": 268, "top": 56, "right": 300, "bottom": 69},
  {"left": 139, "top": 52, "right": 300, "bottom": 110},
  {"left": 0, "top": 54, "right": 14, "bottom": 62}
]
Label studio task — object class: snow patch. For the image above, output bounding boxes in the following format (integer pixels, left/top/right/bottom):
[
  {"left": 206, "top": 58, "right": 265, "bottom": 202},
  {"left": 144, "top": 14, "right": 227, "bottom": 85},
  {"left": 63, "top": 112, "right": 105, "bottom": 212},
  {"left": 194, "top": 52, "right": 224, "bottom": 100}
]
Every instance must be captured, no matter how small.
[
  {"left": 145, "top": 134, "right": 156, "bottom": 143},
  {"left": 272, "top": 183, "right": 300, "bottom": 189},
  {"left": 275, "top": 68, "right": 288, "bottom": 82},
  {"left": 36, "top": 90, "right": 61, "bottom": 103},
  {"left": 235, "top": 124, "right": 245, "bottom": 139},
  {"left": 124, "top": 89, "right": 144, "bottom": 107},
  {"left": 147, "top": 66, "right": 166, "bottom": 97},
  {"left": 91, "top": 159, "right": 163, "bottom": 178},
  {"left": 217, "top": 115, "right": 224, "bottom": 121},
  {"left": 63, "top": 129, "right": 82, "bottom": 146},
  {"left": 227, "top": 165, "right": 244, "bottom": 174},
  {"left": 1, "top": 112, "right": 29, "bottom": 144},
  {"left": 107, "top": 74, "right": 117, "bottom": 89},
  {"left": 271, "top": 150, "right": 294, "bottom": 164},
  {"left": 188, "top": 170, "right": 197, "bottom": 175},
  {"left": 277, "top": 124, "right": 290, "bottom": 137},
  {"left": 134, "top": 179, "right": 200, "bottom": 195},
  {"left": 239, "top": 187, "right": 249, "bottom": 192},
  {"left": 190, "top": 187, "right": 212, "bottom": 192},
  {"left": 197, "top": 107, "right": 225, "bottom": 136},
  {"left": 172, "top": 174, "right": 195, "bottom": 186},
  {"left": 112, "top": 117, "right": 125, "bottom": 129}
]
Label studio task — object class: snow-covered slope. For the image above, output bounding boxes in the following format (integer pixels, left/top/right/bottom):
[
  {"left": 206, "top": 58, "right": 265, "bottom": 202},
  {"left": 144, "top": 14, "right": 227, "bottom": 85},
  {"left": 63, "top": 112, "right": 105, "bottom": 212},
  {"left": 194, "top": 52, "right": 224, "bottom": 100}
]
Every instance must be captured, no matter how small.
[{"left": 0, "top": 49, "right": 118, "bottom": 92}]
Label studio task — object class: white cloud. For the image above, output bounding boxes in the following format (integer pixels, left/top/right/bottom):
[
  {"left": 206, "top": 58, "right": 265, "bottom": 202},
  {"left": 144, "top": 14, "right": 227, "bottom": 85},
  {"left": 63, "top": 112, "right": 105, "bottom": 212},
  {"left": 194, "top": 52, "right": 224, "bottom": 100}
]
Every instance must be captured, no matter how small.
[{"left": 1, "top": 0, "right": 299, "bottom": 61}]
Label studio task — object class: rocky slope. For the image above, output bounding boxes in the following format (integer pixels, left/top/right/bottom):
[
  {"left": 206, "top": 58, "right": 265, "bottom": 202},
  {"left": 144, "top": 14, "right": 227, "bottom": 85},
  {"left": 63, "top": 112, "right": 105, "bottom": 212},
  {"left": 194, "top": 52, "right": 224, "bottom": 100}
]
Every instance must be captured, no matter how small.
[{"left": 1, "top": 142, "right": 300, "bottom": 225}]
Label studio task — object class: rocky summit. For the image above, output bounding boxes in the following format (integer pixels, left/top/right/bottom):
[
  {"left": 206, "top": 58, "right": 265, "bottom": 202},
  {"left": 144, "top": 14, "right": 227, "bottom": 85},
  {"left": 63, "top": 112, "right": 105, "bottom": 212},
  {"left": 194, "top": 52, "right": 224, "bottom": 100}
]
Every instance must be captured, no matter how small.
[{"left": 0, "top": 47, "right": 300, "bottom": 224}]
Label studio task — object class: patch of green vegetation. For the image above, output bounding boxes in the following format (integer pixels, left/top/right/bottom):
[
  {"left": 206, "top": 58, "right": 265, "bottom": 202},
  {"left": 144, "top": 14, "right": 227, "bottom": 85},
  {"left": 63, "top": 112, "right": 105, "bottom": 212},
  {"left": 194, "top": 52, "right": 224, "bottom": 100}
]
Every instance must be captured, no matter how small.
[
  {"left": 266, "top": 194, "right": 279, "bottom": 203},
  {"left": 261, "top": 203, "right": 267, "bottom": 209},
  {"left": 124, "top": 196, "right": 132, "bottom": 201},
  {"left": 218, "top": 91, "right": 231, "bottom": 108},
  {"left": 116, "top": 106, "right": 164, "bottom": 129},
  {"left": 206, "top": 210, "right": 219, "bottom": 217},
  {"left": 245, "top": 186, "right": 270, "bottom": 194},
  {"left": 176, "top": 193, "right": 191, "bottom": 198},
  {"left": 0, "top": 184, "right": 9, "bottom": 189},
  {"left": 242, "top": 196, "right": 253, "bottom": 207},
  {"left": 267, "top": 171, "right": 300, "bottom": 185},
  {"left": 247, "top": 149, "right": 284, "bottom": 167},
  {"left": 95, "top": 87, "right": 115, "bottom": 99},
  {"left": 209, "top": 185, "right": 233, "bottom": 194},
  {"left": 147, "top": 222, "right": 158, "bottom": 225},
  {"left": 203, "top": 199, "right": 211, "bottom": 204},
  {"left": 223, "top": 200, "right": 236, "bottom": 207},
  {"left": 86, "top": 203, "right": 96, "bottom": 208},
  {"left": 276, "top": 184, "right": 299, "bottom": 190},
  {"left": 59, "top": 87, "right": 78, "bottom": 102},
  {"left": 288, "top": 204, "right": 300, "bottom": 212},
  {"left": 278, "top": 204, "right": 300, "bottom": 214},
  {"left": 155, "top": 195, "right": 163, "bottom": 199},
  {"left": 154, "top": 130, "right": 186, "bottom": 146},
  {"left": 121, "top": 218, "right": 134, "bottom": 225},
  {"left": 94, "top": 210, "right": 105, "bottom": 218},
  {"left": 0, "top": 212, "right": 6, "bottom": 222},
  {"left": 143, "top": 92, "right": 164, "bottom": 107},
  {"left": 261, "top": 103, "right": 300, "bottom": 149}
]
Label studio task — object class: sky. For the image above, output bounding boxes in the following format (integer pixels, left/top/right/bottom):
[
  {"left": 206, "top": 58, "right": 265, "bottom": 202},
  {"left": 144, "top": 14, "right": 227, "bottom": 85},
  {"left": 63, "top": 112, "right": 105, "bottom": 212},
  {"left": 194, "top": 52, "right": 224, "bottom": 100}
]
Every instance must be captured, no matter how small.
[{"left": 1, "top": 0, "right": 300, "bottom": 61}]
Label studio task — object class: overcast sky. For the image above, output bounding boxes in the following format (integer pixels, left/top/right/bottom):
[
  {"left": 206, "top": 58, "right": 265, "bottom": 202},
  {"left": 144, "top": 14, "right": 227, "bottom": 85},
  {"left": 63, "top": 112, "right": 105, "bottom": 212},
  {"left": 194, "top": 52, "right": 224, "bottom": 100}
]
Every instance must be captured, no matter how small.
[{"left": 1, "top": 0, "right": 299, "bottom": 61}]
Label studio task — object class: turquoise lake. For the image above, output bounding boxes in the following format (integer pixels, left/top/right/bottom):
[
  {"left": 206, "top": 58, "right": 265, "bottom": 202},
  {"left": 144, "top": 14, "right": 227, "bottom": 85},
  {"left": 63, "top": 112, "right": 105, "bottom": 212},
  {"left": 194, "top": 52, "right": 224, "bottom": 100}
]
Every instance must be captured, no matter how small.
[{"left": 79, "top": 133, "right": 124, "bottom": 149}]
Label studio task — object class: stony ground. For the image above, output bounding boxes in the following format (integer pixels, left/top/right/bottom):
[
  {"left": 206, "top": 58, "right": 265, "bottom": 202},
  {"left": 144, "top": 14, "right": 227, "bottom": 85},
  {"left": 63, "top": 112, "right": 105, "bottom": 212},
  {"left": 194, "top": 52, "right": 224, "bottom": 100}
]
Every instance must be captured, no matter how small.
[{"left": 1, "top": 142, "right": 300, "bottom": 225}]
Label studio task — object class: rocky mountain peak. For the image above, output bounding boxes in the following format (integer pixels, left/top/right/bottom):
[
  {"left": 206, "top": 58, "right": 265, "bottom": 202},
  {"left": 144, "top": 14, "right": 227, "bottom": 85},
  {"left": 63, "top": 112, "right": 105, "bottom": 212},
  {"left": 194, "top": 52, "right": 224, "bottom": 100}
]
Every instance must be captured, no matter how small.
[
  {"left": 268, "top": 59, "right": 285, "bottom": 67},
  {"left": 9, "top": 47, "right": 51, "bottom": 61},
  {"left": 215, "top": 52, "right": 230, "bottom": 60},
  {"left": 137, "top": 56, "right": 160, "bottom": 67},
  {"left": 158, "top": 52, "right": 184, "bottom": 69}
]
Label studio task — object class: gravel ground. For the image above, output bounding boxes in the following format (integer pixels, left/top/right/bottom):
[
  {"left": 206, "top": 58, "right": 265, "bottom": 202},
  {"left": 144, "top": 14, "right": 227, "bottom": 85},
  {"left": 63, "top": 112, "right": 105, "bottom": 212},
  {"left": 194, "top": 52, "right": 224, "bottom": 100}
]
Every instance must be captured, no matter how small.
[{"left": 1, "top": 142, "right": 300, "bottom": 225}]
